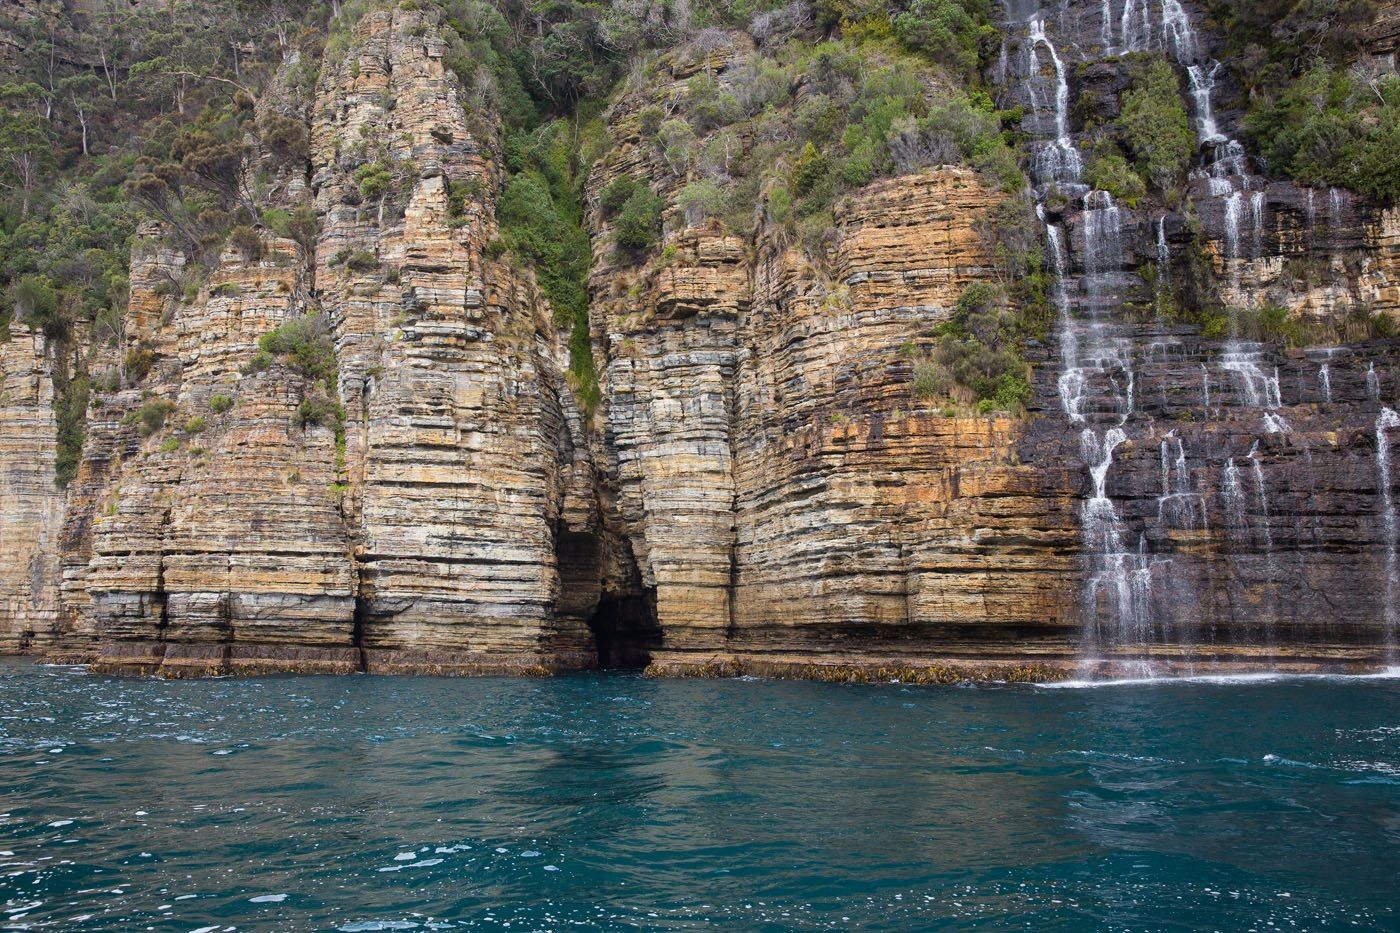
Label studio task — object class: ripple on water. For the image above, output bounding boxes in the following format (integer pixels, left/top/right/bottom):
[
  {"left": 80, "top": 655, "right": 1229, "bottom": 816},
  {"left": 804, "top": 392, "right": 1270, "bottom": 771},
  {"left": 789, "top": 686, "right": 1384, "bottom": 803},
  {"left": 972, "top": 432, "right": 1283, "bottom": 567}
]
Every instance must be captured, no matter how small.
[{"left": 0, "top": 660, "right": 1395, "bottom": 929}]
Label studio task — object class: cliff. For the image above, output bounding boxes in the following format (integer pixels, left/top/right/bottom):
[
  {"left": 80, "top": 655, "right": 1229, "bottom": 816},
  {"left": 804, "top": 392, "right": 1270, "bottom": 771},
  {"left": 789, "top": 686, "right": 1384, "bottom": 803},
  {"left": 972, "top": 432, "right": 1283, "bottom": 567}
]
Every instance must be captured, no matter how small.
[{"left": 3, "top": 0, "right": 1400, "bottom": 680}]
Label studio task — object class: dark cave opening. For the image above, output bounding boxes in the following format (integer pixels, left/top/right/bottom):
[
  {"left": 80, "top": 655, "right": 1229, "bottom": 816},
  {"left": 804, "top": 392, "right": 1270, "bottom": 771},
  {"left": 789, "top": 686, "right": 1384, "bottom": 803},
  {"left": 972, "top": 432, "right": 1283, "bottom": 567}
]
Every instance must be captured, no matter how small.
[
  {"left": 587, "top": 594, "right": 661, "bottom": 669},
  {"left": 554, "top": 528, "right": 662, "bottom": 669}
]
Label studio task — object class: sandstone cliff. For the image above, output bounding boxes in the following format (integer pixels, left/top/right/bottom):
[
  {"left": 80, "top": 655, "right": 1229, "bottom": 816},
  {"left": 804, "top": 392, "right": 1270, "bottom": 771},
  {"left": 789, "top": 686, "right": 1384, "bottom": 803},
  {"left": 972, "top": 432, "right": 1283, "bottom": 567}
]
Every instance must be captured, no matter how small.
[{"left": 3, "top": 0, "right": 1400, "bottom": 680}]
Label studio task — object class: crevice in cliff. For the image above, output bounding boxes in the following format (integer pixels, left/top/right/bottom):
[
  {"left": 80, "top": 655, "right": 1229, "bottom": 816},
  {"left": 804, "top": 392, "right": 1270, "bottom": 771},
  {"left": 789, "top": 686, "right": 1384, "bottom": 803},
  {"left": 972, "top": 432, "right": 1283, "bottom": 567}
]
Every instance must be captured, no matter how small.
[
  {"left": 351, "top": 585, "right": 368, "bottom": 673},
  {"left": 554, "top": 525, "right": 660, "bottom": 668},
  {"left": 152, "top": 504, "right": 173, "bottom": 645},
  {"left": 587, "top": 592, "right": 660, "bottom": 669}
]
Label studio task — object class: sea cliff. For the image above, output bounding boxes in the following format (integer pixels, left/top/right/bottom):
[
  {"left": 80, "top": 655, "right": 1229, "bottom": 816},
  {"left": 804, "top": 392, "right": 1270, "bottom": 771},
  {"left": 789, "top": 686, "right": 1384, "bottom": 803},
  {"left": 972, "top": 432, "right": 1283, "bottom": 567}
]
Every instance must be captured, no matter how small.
[{"left": 3, "top": 0, "right": 1400, "bottom": 678}]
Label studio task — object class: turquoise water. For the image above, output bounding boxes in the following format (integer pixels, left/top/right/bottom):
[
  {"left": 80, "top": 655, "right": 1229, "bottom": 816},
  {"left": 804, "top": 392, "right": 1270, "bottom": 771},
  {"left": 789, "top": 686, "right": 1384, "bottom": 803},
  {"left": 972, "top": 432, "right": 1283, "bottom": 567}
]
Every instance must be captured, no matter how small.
[{"left": 1, "top": 662, "right": 1397, "bottom": 931}]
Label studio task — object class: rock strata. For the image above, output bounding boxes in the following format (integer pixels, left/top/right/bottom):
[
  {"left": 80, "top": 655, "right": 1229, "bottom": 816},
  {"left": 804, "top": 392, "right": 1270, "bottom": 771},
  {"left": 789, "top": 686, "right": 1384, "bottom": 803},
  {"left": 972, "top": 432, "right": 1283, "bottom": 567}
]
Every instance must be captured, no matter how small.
[{"left": 3, "top": 5, "right": 1400, "bottom": 679}]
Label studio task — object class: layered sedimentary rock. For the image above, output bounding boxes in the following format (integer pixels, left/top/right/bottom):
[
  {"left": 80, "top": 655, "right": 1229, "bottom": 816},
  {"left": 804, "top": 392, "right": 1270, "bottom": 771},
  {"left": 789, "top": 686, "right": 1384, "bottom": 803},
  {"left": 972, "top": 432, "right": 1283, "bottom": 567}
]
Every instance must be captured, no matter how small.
[
  {"left": 310, "top": 7, "right": 593, "bottom": 673},
  {"left": 6, "top": 3, "right": 1400, "bottom": 680},
  {"left": 0, "top": 332, "right": 65, "bottom": 652},
  {"left": 3, "top": 6, "right": 596, "bottom": 676},
  {"left": 728, "top": 171, "right": 1081, "bottom": 669}
]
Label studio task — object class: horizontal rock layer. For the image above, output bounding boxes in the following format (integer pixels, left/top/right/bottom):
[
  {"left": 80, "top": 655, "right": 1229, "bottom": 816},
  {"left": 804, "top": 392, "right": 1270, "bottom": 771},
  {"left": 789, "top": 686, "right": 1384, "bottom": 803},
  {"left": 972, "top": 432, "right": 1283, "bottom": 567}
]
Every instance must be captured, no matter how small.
[{"left": 2, "top": 5, "right": 1400, "bottom": 678}]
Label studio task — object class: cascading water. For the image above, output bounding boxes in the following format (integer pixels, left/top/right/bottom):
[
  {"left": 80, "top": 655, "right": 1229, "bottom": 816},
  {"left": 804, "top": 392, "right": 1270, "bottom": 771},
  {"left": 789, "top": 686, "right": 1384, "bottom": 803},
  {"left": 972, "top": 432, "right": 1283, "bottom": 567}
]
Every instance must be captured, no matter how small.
[
  {"left": 1185, "top": 63, "right": 1223, "bottom": 142},
  {"left": 1376, "top": 408, "right": 1400, "bottom": 645},
  {"left": 1027, "top": 18, "right": 1083, "bottom": 187},
  {"left": 1222, "top": 457, "right": 1245, "bottom": 523},
  {"left": 1157, "top": 432, "right": 1205, "bottom": 529},
  {"left": 1249, "top": 444, "right": 1279, "bottom": 647},
  {"left": 1013, "top": 7, "right": 1162, "bottom": 670},
  {"left": 1081, "top": 428, "right": 1158, "bottom": 656}
]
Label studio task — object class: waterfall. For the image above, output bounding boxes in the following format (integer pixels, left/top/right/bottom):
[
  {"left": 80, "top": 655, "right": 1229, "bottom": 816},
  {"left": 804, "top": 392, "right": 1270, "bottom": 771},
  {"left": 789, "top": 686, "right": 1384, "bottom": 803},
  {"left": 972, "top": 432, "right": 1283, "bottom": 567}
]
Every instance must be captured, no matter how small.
[
  {"left": 1082, "top": 190, "right": 1135, "bottom": 422},
  {"left": 1120, "top": 0, "right": 1151, "bottom": 52},
  {"left": 1247, "top": 443, "right": 1273, "bottom": 547},
  {"left": 1158, "top": 432, "right": 1205, "bottom": 529},
  {"left": 1160, "top": 0, "right": 1198, "bottom": 61},
  {"left": 1221, "top": 345, "right": 1282, "bottom": 408},
  {"left": 1201, "top": 364, "right": 1212, "bottom": 416},
  {"left": 1186, "top": 64, "right": 1223, "bottom": 142},
  {"left": 1376, "top": 408, "right": 1400, "bottom": 639},
  {"left": 1369, "top": 363, "right": 1382, "bottom": 401},
  {"left": 1045, "top": 218, "right": 1087, "bottom": 423},
  {"left": 1013, "top": 11, "right": 1162, "bottom": 669},
  {"left": 1250, "top": 445, "right": 1279, "bottom": 646},
  {"left": 1319, "top": 364, "right": 1332, "bottom": 403},
  {"left": 1082, "top": 428, "right": 1157, "bottom": 654},
  {"left": 1222, "top": 191, "right": 1243, "bottom": 289},
  {"left": 1222, "top": 457, "right": 1246, "bottom": 534},
  {"left": 1250, "top": 191, "right": 1266, "bottom": 257},
  {"left": 1027, "top": 18, "right": 1083, "bottom": 186}
]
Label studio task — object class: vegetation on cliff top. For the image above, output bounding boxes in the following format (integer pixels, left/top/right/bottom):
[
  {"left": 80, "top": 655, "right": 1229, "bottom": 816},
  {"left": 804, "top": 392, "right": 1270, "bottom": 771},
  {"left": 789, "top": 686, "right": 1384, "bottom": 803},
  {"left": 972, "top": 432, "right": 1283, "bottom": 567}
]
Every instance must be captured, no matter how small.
[
  {"left": 0, "top": 0, "right": 334, "bottom": 485},
  {"left": 11, "top": 0, "right": 1396, "bottom": 459},
  {"left": 1200, "top": 0, "right": 1398, "bottom": 202}
]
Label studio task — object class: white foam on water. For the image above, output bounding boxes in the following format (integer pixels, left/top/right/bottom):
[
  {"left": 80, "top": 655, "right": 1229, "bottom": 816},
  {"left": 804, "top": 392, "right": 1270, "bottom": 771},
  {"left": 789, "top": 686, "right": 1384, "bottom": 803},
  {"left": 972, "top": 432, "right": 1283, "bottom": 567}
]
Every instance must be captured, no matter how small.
[
  {"left": 248, "top": 893, "right": 288, "bottom": 903},
  {"left": 1040, "top": 668, "right": 1400, "bottom": 689}
]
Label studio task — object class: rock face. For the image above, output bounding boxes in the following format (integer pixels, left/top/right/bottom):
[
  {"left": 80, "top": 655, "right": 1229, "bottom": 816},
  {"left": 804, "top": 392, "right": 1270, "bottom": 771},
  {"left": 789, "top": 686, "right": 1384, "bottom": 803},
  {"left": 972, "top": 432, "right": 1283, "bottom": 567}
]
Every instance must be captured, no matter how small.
[
  {"left": 4, "top": 2, "right": 1400, "bottom": 679},
  {"left": 0, "top": 332, "right": 65, "bottom": 652},
  {"left": 310, "top": 7, "right": 593, "bottom": 673},
  {"left": 2, "top": 7, "right": 594, "bottom": 676}
]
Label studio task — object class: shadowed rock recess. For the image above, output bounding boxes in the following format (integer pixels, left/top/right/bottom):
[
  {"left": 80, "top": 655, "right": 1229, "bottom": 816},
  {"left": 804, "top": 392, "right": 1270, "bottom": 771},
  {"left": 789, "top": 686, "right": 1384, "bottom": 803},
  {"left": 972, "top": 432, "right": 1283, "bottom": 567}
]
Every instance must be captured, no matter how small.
[{"left": 4, "top": 0, "right": 1400, "bottom": 680}]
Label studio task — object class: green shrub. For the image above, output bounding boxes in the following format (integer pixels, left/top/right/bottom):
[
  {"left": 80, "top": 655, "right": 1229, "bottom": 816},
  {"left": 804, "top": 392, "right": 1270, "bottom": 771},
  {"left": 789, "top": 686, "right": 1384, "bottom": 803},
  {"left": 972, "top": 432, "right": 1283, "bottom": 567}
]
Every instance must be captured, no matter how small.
[
  {"left": 891, "top": 0, "right": 997, "bottom": 77},
  {"left": 676, "top": 180, "right": 725, "bottom": 225},
  {"left": 158, "top": 437, "right": 182, "bottom": 453},
  {"left": 258, "top": 314, "right": 338, "bottom": 386},
  {"left": 54, "top": 373, "right": 89, "bottom": 488},
  {"left": 600, "top": 175, "right": 639, "bottom": 216},
  {"left": 259, "top": 113, "right": 310, "bottom": 165},
  {"left": 228, "top": 224, "right": 263, "bottom": 260},
  {"left": 615, "top": 186, "right": 664, "bottom": 253},
  {"left": 792, "top": 142, "right": 829, "bottom": 196},
  {"left": 912, "top": 283, "right": 1031, "bottom": 411},
  {"left": 1085, "top": 149, "right": 1147, "bottom": 206},
  {"left": 296, "top": 392, "right": 345, "bottom": 431},
  {"left": 9, "top": 276, "right": 64, "bottom": 338},
  {"left": 345, "top": 250, "right": 379, "bottom": 272},
  {"left": 354, "top": 161, "right": 393, "bottom": 200},
  {"left": 1246, "top": 66, "right": 1400, "bottom": 203},
  {"left": 124, "top": 346, "right": 155, "bottom": 383},
  {"left": 243, "top": 349, "right": 273, "bottom": 374},
  {"left": 136, "top": 398, "right": 176, "bottom": 437},
  {"left": 184, "top": 416, "right": 206, "bottom": 433},
  {"left": 262, "top": 204, "right": 319, "bottom": 248},
  {"left": 446, "top": 177, "right": 481, "bottom": 227},
  {"left": 657, "top": 119, "right": 696, "bottom": 174},
  {"left": 209, "top": 394, "right": 235, "bottom": 414},
  {"left": 1119, "top": 57, "right": 1195, "bottom": 194}
]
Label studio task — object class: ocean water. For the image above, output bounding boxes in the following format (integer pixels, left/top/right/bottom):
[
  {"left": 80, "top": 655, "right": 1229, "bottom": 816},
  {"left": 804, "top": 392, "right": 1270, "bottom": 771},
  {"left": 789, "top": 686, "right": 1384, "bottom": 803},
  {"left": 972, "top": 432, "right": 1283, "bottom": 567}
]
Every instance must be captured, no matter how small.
[{"left": 1, "top": 661, "right": 1397, "bottom": 931}]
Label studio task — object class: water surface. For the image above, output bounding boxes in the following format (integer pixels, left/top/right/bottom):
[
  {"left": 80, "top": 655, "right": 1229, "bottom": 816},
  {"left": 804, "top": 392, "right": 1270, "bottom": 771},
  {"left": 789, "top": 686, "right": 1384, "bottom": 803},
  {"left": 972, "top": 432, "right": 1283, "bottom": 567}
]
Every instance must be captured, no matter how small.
[{"left": 1, "top": 661, "right": 1396, "bottom": 930}]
